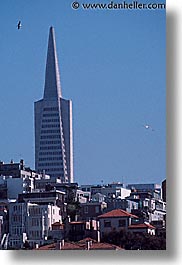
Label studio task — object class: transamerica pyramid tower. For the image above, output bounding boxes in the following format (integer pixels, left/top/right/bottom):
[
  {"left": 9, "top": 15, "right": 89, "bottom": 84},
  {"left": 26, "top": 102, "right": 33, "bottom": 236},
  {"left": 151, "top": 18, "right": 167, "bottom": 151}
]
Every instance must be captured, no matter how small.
[{"left": 34, "top": 27, "right": 73, "bottom": 183}]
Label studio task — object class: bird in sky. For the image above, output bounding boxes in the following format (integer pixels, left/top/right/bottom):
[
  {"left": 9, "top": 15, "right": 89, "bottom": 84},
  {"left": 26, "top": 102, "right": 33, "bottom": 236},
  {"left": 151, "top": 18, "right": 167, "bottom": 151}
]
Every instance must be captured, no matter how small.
[
  {"left": 143, "top": 124, "right": 155, "bottom": 131},
  {"left": 17, "top": 21, "right": 22, "bottom": 30}
]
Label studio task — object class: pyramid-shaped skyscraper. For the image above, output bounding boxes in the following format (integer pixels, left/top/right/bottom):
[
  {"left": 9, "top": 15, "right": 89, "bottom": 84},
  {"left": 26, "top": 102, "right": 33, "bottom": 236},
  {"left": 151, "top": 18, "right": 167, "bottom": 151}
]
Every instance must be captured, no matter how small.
[{"left": 34, "top": 27, "right": 73, "bottom": 183}]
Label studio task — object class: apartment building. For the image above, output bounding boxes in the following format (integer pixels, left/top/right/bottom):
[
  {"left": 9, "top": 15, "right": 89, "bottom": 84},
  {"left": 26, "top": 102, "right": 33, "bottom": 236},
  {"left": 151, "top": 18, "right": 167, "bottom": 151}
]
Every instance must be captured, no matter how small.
[{"left": 8, "top": 202, "right": 62, "bottom": 249}]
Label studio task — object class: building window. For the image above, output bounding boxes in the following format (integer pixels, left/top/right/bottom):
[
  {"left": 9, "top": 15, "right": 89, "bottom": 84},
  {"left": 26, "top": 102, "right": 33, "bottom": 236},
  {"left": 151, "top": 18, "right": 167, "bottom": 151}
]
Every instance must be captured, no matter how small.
[
  {"left": 84, "top": 206, "right": 88, "bottom": 214},
  {"left": 42, "top": 124, "right": 59, "bottom": 128},
  {"left": 40, "top": 135, "right": 61, "bottom": 139},
  {"left": 41, "top": 129, "right": 60, "bottom": 134},
  {"left": 43, "top": 107, "right": 58, "bottom": 111},
  {"left": 118, "top": 219, "right": 126, "bottom": 227},
  {"left": 38, "top": 157, "right": 62, "bottom": 162},
  {"left": 104, "top": 221, "right": 111, "bottom": 227},
  {"left": 95, "top": 206, "right": 100, "bottom": 214}
]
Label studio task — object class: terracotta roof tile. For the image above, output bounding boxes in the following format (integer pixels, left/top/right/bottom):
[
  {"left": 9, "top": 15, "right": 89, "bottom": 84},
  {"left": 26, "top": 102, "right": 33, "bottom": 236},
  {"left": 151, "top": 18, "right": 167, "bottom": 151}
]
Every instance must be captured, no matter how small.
[
  {"left": 61, "top": 242, "right": 83, "bottom": 250},
  {"left": 38, "top": 242, "right": 83, "bottom": 250},
  {"left": 89, "top": 242, "right": 123, "bottom": 250},
  {"left": 37, "top": 239, "right": 124, "bottom": 250},
  {"left": 78, "top": 237, "right": 97, "bottom": 244},
  {"left": 98, "top": 209, "right": 138, "bottom": 219},
  {"left": 37, "top": 243, "right": 55, "bottom": 250},
  {"left": 128, "top": 223, "right": 156, "bottom": 229}
]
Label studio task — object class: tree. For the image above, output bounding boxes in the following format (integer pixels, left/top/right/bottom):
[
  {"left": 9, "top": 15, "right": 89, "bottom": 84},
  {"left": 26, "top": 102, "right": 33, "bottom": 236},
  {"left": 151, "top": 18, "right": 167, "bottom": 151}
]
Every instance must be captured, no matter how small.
[{"left": 102, "top": 230, "right": 166, "bottom": 250}]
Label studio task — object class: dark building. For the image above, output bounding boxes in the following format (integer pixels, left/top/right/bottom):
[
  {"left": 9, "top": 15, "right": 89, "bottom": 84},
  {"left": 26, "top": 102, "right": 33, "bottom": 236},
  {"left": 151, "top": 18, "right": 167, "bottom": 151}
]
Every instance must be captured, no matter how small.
[{"left": 162, "top": 179, "right": 166, "bottom": 202}]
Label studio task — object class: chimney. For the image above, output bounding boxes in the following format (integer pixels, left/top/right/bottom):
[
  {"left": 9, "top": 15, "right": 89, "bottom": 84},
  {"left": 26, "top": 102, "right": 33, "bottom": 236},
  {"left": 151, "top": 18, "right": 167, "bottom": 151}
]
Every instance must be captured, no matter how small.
[
  {"left": 35, "top": 243, "right": 39, "bottom": 249},
  {"left": 55, "top": 241, "right": 62, "bottom": 250},
  {"left": 86, "top": 241, "right": 90, "bottom": 250},
  {"left": 75, "top": 214, "right": 78, "bottom": 221},
  {"left": 86, "top": 240, "right": 92, "bottom": 250},
  {"left": 97, "top": 231, "right": 101, "bottom": 243}
]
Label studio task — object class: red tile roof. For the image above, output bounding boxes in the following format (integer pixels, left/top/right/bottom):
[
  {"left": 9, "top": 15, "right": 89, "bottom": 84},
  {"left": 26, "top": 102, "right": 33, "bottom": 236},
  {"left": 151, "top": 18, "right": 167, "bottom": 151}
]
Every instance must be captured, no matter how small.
[
  {"left": 37, "top": 239, "right": 124, "bottom": 250},
  {"left": 89, "top": 242, "right": 123, "bottom": 250},
  {"left": 38, "top": 242, "right": 83, "bottom": 250},
  {"left": 98, "top": 209, "right": 138, "bottom": 219},
  {"left": 37, "top": 243, "right": 56, "bottom": 250},
  {"left": 61, "top": 242, "right": 83, "bottom": 250},
  {"left": 128, "top": 223, "right": 156, "bottom": 229},
  {"left": 78, "top": 237, "right": 97, "bottom": 244}
]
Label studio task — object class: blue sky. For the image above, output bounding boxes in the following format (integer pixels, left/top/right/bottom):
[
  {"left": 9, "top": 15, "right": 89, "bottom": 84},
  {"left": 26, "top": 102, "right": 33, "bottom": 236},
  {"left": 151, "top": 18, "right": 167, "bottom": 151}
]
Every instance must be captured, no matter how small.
[{"left": 0, "top": 0, "right": 166, "bottom": 185}]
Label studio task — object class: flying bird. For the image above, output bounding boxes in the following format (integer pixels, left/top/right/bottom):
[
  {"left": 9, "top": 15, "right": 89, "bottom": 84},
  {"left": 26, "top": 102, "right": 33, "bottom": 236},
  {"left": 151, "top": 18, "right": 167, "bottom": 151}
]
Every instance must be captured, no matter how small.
[
  {"left": 143, "top": 124, "right": 155, "bottom": 131},
  {"left": 17, "top": 21, "right": 22, "bottom": 30}
]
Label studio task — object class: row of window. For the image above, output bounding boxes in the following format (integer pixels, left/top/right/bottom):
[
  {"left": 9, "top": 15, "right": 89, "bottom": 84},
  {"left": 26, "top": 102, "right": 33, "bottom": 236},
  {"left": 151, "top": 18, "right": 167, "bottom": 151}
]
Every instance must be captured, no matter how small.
[
  {"left": 29, "top": 208, "right": 42, "bottom": 215},
  {"left": 40, "top": 140, "right": 61, "bottom": 145},
  {"left": 11, "top": 227, "right": 22, "bottom": 236},
  {"left": 41, "top": 129, "right": 60, "bottom": 134},
  {"left": 42, "top": 124, "right": 60, "bottom": 128},
  {"left": 40, "top": 167, "right": 64, "bottom": 172},
  {"left": 42, "top": 119, "right": 60, "bottom": 123},
  {"left": 43, "top": 113, "right": 59, "bottom": 117},
  {"left": 38, "top": 162, "right": 63, "bottom": 167},
  {"left": 51, "top": 173, "right": 64, "bottom": 178},
  {"left": 43, "top": 107, "right": 58, "bottom": 111},
  {"left": 31, "top": 218, "right": 40, "bottom": 226},
  {"left": 40, "top": 135, "right": 61, "bottom": 139},
  {"left": 38, "top": 157, "right": 62, "bottom": 161},
  {"left": 39, "top": 151, "right": 62, "bottom": 156},
  {"left": 13, "top": 205, "right": 23, "bottom": 211},
  {"left": 104, "top": 219, "right": 126, "bottom": 227},
  {"left": 40, "top": 146, "right": 61, "bottom": 150},
  {"left": 12, "top": 215, "right": 22, "bottom": 223},
  {"left": 29, "top": 230, "right": 42, "bottom": 238}
]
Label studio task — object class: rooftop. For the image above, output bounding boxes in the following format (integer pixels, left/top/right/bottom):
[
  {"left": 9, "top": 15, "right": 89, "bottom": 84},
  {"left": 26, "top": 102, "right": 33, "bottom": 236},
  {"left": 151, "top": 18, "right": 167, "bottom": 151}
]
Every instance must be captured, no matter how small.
[
  {"left": 98, "top": 209, "right": 138, "bottom": 219},
  {"left": 128, "top": 223, "right": 156, "bottom": 229},
  {"left": 37, "top": 238, "right": 123, "bottom": 250}
]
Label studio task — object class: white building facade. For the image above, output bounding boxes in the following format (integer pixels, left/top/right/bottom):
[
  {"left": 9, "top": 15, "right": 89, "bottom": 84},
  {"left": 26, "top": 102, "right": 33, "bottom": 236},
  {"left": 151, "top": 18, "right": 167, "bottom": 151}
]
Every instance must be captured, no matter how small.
[{"left": 8, "top": 202, "right": 62, "bottom": 249}]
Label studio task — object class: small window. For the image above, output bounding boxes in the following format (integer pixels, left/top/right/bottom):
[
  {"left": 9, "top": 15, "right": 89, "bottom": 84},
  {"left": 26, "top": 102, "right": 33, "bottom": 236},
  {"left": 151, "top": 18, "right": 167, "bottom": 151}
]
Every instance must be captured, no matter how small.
[
  {"left": 84, "top": 206, "right": 88, "bottom": 213},
  {"left": 119, "top": 219, "right": 126, "bottom": 227},
  {"left": 95, "top": 206, "right": 100, "bottom": 214},
  {"left": 104, "top": 221, "right": 111, "bottom": 227}
]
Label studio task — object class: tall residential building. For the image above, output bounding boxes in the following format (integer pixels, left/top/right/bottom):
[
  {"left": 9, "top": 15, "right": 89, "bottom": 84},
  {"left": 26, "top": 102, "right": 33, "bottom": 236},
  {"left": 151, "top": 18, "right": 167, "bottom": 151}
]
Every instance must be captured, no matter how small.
[{"left": 34, "top": 27, "right": 73, "bottom": 183}]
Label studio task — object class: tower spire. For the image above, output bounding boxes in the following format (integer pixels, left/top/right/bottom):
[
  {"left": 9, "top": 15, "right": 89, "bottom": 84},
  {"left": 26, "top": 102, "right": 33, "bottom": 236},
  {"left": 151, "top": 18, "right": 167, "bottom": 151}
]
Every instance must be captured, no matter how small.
[{"left": 43, "top": 26, "right": 62, "bottom": 99}]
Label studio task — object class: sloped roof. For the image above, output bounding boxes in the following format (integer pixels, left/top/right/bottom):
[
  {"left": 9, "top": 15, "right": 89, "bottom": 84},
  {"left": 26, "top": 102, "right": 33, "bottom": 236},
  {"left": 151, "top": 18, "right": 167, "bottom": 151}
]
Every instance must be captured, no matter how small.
[
  {"left": 98, "top": 209, "right": 138, "bottom": 219},
  {"left": 43, "top": 27, "right": 62, "bottom": 99},
  {"left": 89, "top": 242, "right": 123, "bottom": 250},
  {"left": 38, "top": 242, "right": 83, "bottom": 250},
  {"left": 37, "top": 238, "right": 124, "bottom": 250},
  {"left": 128, "top": 223, "right": 156, "bottom": 229},
  {"left": 78, "top": 237, "right": 97, "bottom": 244}
]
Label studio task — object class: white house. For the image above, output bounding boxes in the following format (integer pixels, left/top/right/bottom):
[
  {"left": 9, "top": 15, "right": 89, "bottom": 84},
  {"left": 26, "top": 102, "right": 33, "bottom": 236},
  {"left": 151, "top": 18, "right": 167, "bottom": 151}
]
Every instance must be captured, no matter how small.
[{"left": 98, "top": 209, "right": 138, "bottom": 239}]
